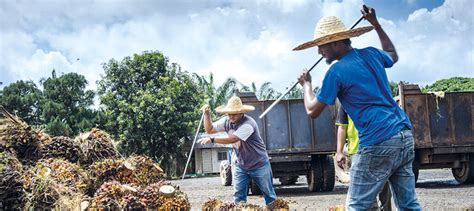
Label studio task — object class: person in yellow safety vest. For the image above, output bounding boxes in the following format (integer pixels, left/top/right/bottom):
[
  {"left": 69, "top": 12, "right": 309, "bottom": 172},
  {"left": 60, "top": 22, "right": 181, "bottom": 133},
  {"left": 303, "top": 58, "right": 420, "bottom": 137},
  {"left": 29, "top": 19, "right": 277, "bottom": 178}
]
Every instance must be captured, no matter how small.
[{"left": 336, "top": 105, "right": 392, "bottom": 211}]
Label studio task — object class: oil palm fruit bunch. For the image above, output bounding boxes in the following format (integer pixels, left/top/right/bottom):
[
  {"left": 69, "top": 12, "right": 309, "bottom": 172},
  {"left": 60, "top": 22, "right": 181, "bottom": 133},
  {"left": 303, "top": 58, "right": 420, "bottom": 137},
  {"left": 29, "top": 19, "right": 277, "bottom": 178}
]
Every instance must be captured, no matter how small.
[
  {"left": 216, "top": 201, "right": 236, "bottom": 211},
  {"left": 158, "top": 187, "right": 191, "bottom": 211},
  {"left": 120, "top": 194, "right": 146, "bottom": 211},
  {"left": 89, "top": 181, "right": 140, "bottom": 210},
  {"left": 201, "top": 198, "right": 222, "bottom": 210},
  {"left": 25, "top": 166, "right": 61, "bottom": 209},
  {"left": 265, "top": 198, "right": 290, "bottom": 210},
  {"left": 75, "top": 128, "right": 117, "bottom": 165},
  {"left": 88, "top": 158, "right": 138, "bottom": 195},
  {"left": 139, "top": 180, "right": 172, "bottom": 208},
  {"left": 0, "top": 152, "right": 26, "bottom": 210},
  {"left": 89, "top": 158, "right": 124, "bottom": 180},
  {"left": 25, "top": 158, "right": 86, "bottom": 210},
  {"left": 0, "top": 106, "right": 50, "bottom": 165},
  {"left": 142, "top": 182, "right": 190, "bottom": 210},
  {"left": 33, "top": 158, "right": 90, "bottom": 193},
  {"left": 125, "top": 155, "right": 166, "bottom": 185},
  {"left": 41, "top": 136, "right": 82, "bottom": 163},
  {"left": 235, "top": 202, "right": 263, "bottom": 211}
]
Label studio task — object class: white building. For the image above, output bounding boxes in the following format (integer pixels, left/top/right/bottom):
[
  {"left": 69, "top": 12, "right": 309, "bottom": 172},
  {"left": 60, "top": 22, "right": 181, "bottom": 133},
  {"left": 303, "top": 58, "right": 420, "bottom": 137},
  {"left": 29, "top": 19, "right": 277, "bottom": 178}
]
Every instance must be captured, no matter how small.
[{"left": 194, "top": 133, "right": 232, "bottom": 174}]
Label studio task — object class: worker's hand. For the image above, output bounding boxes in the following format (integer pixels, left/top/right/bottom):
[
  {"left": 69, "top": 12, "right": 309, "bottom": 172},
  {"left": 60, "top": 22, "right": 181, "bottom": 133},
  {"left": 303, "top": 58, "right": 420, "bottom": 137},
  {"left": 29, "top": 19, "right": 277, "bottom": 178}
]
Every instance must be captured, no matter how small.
[
  {"left": 197, "top": 137, "right": 212, "bottom": 145},
  {"left": 298, "top": 69, "right": 312, "bottom": 86},
  {"left": 361, "top": 5, "right": 380, "bottom": 29},
  {"left": 201, "top": 104, "right": 211, "bottom": 115},
  {"left": 335, "top": 152, "right": 347, "bottom": 169}
]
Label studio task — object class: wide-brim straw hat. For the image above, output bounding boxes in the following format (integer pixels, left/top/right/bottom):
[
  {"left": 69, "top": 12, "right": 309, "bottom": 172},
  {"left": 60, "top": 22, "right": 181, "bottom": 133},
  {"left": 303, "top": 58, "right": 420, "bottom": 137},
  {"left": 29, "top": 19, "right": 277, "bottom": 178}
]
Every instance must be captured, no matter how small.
[
  {"left": 215, "top": 96, "right": 255, "bottom": 114},
  {"left": 293, "top": 16, "right": 374, "bottom": 51}
]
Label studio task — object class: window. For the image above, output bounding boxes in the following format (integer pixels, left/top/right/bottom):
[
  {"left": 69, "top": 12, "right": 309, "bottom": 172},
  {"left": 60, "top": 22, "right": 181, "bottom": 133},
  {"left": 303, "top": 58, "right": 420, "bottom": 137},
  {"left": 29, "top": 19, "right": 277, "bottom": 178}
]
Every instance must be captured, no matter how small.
[{"left": 218, "top": 151, "right": 228, "bottom": 161}]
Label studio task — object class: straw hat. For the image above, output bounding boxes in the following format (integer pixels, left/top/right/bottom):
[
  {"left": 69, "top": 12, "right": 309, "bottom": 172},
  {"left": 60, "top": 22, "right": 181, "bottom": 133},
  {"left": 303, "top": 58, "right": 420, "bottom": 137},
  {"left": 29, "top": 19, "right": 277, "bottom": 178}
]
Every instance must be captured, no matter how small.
[
  {"left": 293, "top": 16, "right": 374, "bottom": 51},
  {"left": 215, "top": 96, "right": 255, "bottom": 114}
]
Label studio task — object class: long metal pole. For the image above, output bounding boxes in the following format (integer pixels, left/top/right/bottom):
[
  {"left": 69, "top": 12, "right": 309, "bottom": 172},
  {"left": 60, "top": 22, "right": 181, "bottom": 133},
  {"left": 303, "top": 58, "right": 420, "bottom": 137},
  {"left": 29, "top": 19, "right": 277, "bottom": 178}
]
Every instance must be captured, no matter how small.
[
  {"left": 182, "top": 112, "right": 205, "bottom": 180},
  {"left": 259, "top": 16, "right": 365, "bottom": 119}
]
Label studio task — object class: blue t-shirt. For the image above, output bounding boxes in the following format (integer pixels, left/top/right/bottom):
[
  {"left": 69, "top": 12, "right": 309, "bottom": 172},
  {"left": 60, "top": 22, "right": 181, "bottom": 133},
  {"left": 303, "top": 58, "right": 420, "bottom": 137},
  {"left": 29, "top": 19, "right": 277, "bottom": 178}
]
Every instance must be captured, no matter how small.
[{"left": 317, "top": 47, "right": 412, "bottom": 147}]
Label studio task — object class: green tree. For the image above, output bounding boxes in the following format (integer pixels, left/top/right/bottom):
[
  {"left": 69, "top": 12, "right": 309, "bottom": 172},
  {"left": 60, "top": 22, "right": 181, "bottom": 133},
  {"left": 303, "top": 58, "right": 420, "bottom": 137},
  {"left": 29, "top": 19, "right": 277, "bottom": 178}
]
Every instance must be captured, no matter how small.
[
  {"left": 284, "top": 86, "right": 303, "bottom": 99},
  {"left": 389, "top": 81, "right": 399, "bottom": 97},
  {"left": 193, "top": 73, "right": 239, "bottom": 111},
  {"left": 422, "top": 77, "right": 474, "bottom": 92},
  {"left": 40, "top": 70, "right": 97, "bottom": 136},
  {"left": 239, "top": 82, "right": 281, "bottom": 100},
  {"left": 0, "top": 80, "right": 42, "bottom": 125},
  {"left": 99, "top": 51, "right": 203, "bottom": 177}
]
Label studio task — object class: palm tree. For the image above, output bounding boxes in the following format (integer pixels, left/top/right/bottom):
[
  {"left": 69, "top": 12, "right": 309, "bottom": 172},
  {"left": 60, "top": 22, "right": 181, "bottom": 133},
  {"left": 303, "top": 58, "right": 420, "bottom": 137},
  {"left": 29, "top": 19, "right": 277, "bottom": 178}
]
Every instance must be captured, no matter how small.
[
  {"left": 193, "top": 73, "right": 238, "bottom": 110},
  {"left": 257, "top": 82, "right": 280, "bottom": 100},
  {"left": 239, "top": 81, "right": 281, "bottom": 100},
  {"left": 238, "top": 82, "right": 256, "bottom": 93}
]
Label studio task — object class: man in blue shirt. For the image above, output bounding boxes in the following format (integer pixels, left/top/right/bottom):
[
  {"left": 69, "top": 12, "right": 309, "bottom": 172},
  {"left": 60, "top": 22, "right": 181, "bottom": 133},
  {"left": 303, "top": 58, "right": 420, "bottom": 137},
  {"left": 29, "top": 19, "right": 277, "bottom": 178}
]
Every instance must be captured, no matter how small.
[{"left": 294, "top": 5, "right": 421, "bottom": 210}]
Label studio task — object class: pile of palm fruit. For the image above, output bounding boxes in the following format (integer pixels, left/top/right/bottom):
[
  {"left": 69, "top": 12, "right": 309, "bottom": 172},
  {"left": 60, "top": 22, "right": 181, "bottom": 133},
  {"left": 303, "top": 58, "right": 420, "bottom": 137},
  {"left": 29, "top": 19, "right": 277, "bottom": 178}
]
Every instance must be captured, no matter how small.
[
  {"left": 0, "top": 106, "right": 191, "bottom": 210},
  {"left": 0, "top": 107, "right": 49, "bottom": 165},
  {"left": 0, "top": 152, "right": 26, "bottom": 210},
  {"left": 41, "top": 136, "right": 81, "bottom": 163},
  {"left": 201, "top": 198, "right": 290, "bottom": 211},
  {"left": 75, "top": 127, "right": 118, "bottom": 165}
]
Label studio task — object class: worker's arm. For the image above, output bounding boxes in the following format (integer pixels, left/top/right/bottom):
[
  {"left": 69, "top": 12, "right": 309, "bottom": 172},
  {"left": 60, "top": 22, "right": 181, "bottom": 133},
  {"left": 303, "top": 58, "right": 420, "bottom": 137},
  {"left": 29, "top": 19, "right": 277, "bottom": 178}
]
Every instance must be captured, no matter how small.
[
  {"left": 335, "top": 106, "right": 349, "bottom": 167},
  {"left": 198, "top": 123, "right": 253, "bottom": 145},
  {"left": 362, "top": 5, "right": 398, "bottom": 63},
  {"left": 335, "top": 125, "right": 348, "bottom": 167},
  {"left": 197, "top": 135, "right": 240, "bottom": 145},
  {"left": 202, "top": 105, "right": 218, "bottom": 134},
  {"left": 299, "top": 70, "right": 327, "bottom": 118}
]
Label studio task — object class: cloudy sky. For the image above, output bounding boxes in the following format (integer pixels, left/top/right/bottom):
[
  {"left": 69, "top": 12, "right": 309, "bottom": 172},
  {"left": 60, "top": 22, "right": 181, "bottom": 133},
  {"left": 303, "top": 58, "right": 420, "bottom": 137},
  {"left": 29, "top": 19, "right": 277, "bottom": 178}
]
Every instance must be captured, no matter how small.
[{"left": 0, "top": 0, "right": 472, "bottom": 93}]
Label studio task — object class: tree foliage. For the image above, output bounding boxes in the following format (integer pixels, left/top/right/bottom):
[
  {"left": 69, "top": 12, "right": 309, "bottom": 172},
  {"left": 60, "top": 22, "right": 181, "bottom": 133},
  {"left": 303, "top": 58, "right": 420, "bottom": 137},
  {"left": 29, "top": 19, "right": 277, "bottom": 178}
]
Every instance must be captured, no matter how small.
[
  {"left": 0, "top": 80, "right": 42, "bottom": 125},
  {"left": 40, "top": 70, "right": 97, "bottom": 136},
  {"left": 98, "top": 51, "right": 203, "bottom": 177},
  {"left": 422, "top": 77, "right": 474, "bottom": 92},
  {"left": 193, "top": 73, "right": 238, "bottom": 112},
  {"left": 240, "top": 81, "right": 282, "bottom": 100}
]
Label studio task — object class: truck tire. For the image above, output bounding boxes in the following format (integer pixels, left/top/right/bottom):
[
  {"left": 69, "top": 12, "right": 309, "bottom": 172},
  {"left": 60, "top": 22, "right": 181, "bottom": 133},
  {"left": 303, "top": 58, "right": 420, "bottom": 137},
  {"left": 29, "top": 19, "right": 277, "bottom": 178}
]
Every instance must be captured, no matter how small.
[
  {"left": 279, "top": 176, "right": 298, "bottom": 185},
  {"left": 452, "top": 154, "right": 474, "bottom": 184},
  {"left": 321, "top": 155, "right": 335, "bottom": 191},
  {"left": 220, "top": 160, "right": 232, "bottom": 186},
  {"left": 249, "top": 178, "right": 262, "bottom": 195},
  {"left": 307, "top": 158, "right": 323, "bottom": 192}
]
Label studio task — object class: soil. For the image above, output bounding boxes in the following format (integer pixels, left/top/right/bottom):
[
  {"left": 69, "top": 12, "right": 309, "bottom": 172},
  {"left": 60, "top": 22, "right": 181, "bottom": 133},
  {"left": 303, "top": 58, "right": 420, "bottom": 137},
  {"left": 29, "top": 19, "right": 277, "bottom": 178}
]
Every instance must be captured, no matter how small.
[{"left": 175, "top": 168, "right": 474, "bottom": 210}]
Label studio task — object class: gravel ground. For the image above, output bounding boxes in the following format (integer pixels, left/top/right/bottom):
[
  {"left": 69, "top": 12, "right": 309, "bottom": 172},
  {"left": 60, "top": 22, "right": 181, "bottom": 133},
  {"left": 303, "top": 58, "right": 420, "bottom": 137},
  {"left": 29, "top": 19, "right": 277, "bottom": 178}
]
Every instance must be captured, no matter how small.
[{"left": 175, "top": 168, "right": 474, "bottom": 210}]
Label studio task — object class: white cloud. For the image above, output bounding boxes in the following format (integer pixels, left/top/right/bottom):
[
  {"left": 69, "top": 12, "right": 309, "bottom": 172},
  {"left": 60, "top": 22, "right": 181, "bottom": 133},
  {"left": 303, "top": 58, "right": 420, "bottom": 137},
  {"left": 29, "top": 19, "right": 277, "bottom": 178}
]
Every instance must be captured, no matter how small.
[
  {"left": 385, "top": 0, "right": 474, "bottom": 84},
  {"left": 1, "top": 0, "right": 472, "bottom": 96}
]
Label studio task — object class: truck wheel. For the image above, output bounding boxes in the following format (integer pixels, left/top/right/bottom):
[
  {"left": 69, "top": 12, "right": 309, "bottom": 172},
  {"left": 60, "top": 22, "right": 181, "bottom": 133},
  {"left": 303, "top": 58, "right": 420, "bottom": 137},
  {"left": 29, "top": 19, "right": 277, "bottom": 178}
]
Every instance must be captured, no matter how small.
[
  {"left": 452, "top": 154, "right": 474, "bottom": 184},
  {"left": 220, "top": 160, "right": 232, "bottom": 186},
  {"left": 307, "top": 158, "right": 323, "bottom": 192},
  {"left": 249, "top": 178, "right": 262, "bottom": 195},
  {"left": 321, "top": 155, "right": 335, "bottom": 192},
  {"left": 279, "top": 176, "right": 298, "bottom": 185}
]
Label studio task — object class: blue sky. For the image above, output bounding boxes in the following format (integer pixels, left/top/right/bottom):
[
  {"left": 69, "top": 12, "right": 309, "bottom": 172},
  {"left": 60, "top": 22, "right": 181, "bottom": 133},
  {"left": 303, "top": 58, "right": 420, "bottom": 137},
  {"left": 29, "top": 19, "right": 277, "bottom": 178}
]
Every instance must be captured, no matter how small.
[
  {"left": 0, "top": 0, "right": 472, "bottom": 94},
  {"left": 365, "top": 0, "right": 444, "bottom": 21}
]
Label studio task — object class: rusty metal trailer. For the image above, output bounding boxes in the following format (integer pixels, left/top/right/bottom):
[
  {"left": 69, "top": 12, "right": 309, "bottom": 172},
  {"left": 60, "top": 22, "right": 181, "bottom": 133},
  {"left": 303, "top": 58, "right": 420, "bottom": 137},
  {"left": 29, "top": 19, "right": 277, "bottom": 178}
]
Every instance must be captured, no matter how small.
[
  {"left": 237, "top": 93, "right": 337, "bottom": 193},
  {"left": 399, "top": 84, "right": 474, "bottom": 183},
  {"left": 220, "top": 83, "right": 473, "bottom": 194}
]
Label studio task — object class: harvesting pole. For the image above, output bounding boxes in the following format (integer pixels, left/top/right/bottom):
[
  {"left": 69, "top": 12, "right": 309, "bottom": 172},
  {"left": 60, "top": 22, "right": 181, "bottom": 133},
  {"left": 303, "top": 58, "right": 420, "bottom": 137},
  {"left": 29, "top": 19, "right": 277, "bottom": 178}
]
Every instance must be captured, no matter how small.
[{"left": 182, "top": 112, "right": 205, "bottom": 180}]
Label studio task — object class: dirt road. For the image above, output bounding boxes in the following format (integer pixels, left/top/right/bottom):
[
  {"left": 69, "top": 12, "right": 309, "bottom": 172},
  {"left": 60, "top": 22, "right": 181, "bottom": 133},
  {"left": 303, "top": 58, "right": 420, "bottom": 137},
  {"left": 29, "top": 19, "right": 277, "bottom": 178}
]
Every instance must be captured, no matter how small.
[{"left": 175, "top": 169, "right": 474, "bottom": 210}]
